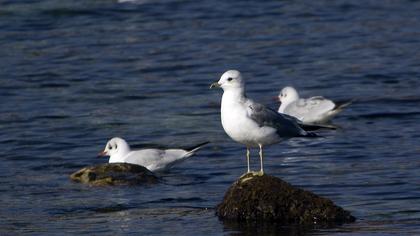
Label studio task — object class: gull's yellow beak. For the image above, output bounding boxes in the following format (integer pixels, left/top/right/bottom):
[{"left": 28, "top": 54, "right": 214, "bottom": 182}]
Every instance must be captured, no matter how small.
[{"left": 210, "top": 82, "right": 220, "bottom": 89}]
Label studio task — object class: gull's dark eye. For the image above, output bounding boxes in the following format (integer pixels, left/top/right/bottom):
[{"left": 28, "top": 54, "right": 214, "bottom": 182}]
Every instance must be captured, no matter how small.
[
  {"left": 108, "top": 145, "right": 112, "bottom": 150},
  {"left": 227, "top": 77, "right": 233, "bottom": 81}
]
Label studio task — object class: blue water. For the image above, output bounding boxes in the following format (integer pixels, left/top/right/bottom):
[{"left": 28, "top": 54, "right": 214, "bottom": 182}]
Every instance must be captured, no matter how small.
[{"left": 1, "top": 0, "right": 420, "bottom": 235}]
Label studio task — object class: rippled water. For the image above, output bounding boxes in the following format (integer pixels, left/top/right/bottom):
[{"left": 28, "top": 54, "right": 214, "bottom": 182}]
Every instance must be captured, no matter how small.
[{"left": 1, "top": 0, "right": 420, "bottom": 235}]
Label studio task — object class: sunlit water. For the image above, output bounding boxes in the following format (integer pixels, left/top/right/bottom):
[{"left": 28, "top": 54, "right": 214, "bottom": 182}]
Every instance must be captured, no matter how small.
[{"left": 1, "top": 0, "right": 420, "bottom": 235}]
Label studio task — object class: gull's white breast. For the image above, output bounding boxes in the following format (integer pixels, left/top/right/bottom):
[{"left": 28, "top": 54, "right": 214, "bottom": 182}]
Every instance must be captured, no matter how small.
[{"left": 221, "top": 94, "right": 280, "bottom": 147}]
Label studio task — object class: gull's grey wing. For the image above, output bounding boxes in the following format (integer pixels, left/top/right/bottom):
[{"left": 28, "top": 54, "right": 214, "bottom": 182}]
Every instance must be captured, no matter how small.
[
  {"left": 247, "top": 100, "right": 308, "bottom": 137},
  {"left": 285, "top": 97, "right": 335, "bottom": 120},
  {"left": 125, "top": 149, "right": 164, "bottom": 167}
]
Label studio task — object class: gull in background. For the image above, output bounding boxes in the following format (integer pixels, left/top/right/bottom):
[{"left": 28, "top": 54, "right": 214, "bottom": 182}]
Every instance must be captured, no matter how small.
[
  {"left": 210, "top": 70, "right": 319, "bottom": 175},
  {"left": 99, "top": 137, "right": 209, "bottom": 172},
  {"left": 278, "top": 86, "right": 352, "bottom": 124}
]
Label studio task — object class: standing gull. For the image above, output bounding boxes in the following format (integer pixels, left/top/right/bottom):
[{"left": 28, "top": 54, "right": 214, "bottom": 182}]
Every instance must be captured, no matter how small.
[
  {"left": 98, "top": 137, "right": 208, "bottom": 172},
  {"left": 278, "top": 86, "right": 352, "bottom": 124},
  {"left": 210, "top": 70, "right": 317, "bottom": 175}
]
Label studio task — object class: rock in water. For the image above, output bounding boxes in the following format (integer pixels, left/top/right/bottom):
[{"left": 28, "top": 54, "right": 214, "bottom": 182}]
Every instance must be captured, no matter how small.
[
  {"left": 70, "top": 163, "right": 158, "bottom": 186},
  {"left": 216, "top": 173, "right": 355, "bottom": 227}
]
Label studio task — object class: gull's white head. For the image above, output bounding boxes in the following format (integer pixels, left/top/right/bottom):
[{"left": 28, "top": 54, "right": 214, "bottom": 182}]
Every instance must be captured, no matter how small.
[
  {"left": 210, "top": 70, "right": 245, "bottom": 91},
  {"left": 278, "top": 86, "right": 299, "bottom": 112},
  {"left": 99, "top": 137, "right": 131, "bottom": 163}
]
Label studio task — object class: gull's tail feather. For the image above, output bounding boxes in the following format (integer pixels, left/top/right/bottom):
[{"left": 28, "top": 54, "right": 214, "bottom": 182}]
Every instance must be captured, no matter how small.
[
  {"left": 334, "top": 99, "right": 354, "bottom": 111},
  {"left": 159, "top": 142, "right": 210, "bottom": 172},
  {"left": 320, "top": 99, "right": 354, "bottom": 123},
  {"left": 298, "top": 122, "right": 338, "bottom": 131},
  {"left": 186, "top": 141, "right": 210, "bottom": 155}
]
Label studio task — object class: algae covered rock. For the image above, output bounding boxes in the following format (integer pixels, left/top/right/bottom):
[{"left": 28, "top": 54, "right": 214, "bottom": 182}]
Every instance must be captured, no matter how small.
[
  {"left": 216, "top": 173, "right": 355, "bottom": 227},
  {"left": 70, "top": 163, "right": 158, "bottom": 186}
]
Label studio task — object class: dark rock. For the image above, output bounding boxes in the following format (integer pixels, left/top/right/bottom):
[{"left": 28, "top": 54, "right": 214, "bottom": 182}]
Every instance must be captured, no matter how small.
[
  {"left": 216, "top": 173, "right": 355, "bottom": 227},
  {"left": 70, "top": 163, "right": 159, "bottom": 186}
]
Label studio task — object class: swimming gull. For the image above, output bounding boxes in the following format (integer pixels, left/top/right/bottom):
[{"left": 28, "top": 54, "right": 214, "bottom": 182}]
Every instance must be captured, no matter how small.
[
  {"left": 278, "top": 86, "right": 352, "bottom": 124},
  {"left": 210, "top": 70, "right": 318, "bottom": 175},
  {"left": 98, "top": 137, "right": 209, "bottom": 172}
]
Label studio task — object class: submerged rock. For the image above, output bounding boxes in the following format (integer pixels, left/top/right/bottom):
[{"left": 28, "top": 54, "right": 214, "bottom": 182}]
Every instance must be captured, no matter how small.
[
  {"left": 216, "top": 173, "right": 355, "bottom": 227},
  {"left": 70, "top": 163, "right": 158, "bottom": 186}
]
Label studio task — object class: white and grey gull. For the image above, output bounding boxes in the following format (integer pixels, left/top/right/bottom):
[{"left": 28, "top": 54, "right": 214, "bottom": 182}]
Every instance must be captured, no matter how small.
[
  {"left": 278, "top": 86, "right": 352, "bottom": 124},
  {"left": 99, "top": 137, "right": 208, "bottom": 172},
  {"left": 210, "top": 70, "right": 320, "bottom": 175}
]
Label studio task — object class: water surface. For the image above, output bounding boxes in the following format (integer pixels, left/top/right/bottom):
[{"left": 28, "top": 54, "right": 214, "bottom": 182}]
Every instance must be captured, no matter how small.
[{"left": 1, "top": 0, "right": 420, "bottom": 235}]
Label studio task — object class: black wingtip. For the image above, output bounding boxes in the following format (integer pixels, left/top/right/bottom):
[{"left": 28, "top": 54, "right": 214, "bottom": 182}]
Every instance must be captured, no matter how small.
[
  {"left": 186, "top": 141, "right": 210, "bottom": 152},
  {"left": 334, "top": 99, "right": 355, "bottom": 110},
  {"left": 299, "top": 123, "right": 338, "bottom": 131}
]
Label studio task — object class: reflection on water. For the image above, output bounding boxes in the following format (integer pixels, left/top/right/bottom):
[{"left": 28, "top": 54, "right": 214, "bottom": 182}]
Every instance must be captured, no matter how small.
[{"left": 222, "top": 220, "right": 317, "bottom": 235}]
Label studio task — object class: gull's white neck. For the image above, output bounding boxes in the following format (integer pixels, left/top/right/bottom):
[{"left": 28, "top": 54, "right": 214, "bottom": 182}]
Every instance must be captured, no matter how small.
[
  {"left": 221, "top": 87, "right": 246, "bottom": 106},
  {"left": 222, "top": 87, "right": 245, "bottom": 101},
  {"left": 221, "top": 87, "right": 247, "bottom": 125},
  {"left": 278, "top": 102, "right": 288, "bottom": 113},
  {"left": 278, "top": 95, "right": 299, "bottom": 113}
]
